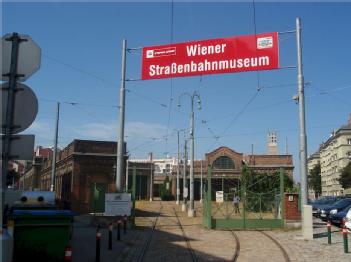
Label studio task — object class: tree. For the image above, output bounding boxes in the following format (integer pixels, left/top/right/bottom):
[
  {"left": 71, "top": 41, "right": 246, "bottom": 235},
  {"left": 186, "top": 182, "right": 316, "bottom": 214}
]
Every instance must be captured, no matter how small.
[
  {"left": 308, "top": 163, "right": 321, "bottom": 198},
  {"left": 339, "top": 162, "right": 351, "bottom": 189},
  {"left": 159, "top": 176, "right": 174, "bottom": 201},
  {"left": 241, "top": 166, "right": 294, "bottom": 212}
]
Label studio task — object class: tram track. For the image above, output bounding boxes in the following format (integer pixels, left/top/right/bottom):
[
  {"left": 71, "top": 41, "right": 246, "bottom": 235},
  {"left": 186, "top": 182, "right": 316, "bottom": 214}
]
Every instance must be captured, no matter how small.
[
  {"left": 258, "top": 231, "right": 291, "bottom": 262},
  {"left": 137, "top": 203, "right": 198, "bottom": 262},
  {"left": 230, "top": 231, "right": 240, "bottom": 262},
  {"left": 172, "top": 207, "right": 198, "bottom": 262},
  {"left": 230, "top": 230, "right": 291, "bottom": 262},
  {"left": 136, "top": 203, "right": 163, "bottom": 262}
]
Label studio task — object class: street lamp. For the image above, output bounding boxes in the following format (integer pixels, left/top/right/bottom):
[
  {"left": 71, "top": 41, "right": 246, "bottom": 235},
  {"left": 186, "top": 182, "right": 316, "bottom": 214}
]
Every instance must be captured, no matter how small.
[{"left": 178, "top": 91, "right": 201, "bottom": 217}]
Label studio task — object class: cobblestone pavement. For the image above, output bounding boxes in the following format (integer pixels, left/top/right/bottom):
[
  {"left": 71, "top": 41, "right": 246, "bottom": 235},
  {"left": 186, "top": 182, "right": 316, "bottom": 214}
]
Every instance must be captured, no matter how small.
[{"left": 73, "top": 201, "right": 351, "bottom": 262}]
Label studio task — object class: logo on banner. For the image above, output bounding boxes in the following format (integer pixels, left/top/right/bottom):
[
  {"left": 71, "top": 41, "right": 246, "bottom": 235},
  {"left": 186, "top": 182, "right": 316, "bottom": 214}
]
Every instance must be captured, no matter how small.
[
  {"left": 257, "top": 37, "right": 273, "bottom": 49},
  {"left": 146, "top": 47, "right": 176, "bottom": 59}
]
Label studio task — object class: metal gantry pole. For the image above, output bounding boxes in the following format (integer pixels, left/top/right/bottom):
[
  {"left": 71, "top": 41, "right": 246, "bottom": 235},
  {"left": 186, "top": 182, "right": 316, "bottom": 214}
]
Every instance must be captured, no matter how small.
[
  {"left": 176, "top": 130, "right": 180, "bottom": 204},
  {"left": 50, "top": 102, "right": 60, "bottom": 192},
  {"left": 296, "top": 17, "right": 310, "bottom": 239},
  {"left": 116, "top": 39, "right": 127, "bottom": 192},
  {"left": 296, "top": 18, "right": 308, "bottom": 206}
]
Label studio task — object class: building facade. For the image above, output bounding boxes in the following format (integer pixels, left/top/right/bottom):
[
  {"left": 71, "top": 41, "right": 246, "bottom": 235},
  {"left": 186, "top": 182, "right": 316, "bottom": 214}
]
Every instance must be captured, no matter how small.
[
  {"left": 319, "top": 119, "right": 351, "bottom": 196},
  {"left": 21, "top": 140, "right": 128, "bottom": 213},
  {"left": 171, "top": 146, "right": 294, "bottom": 200}
]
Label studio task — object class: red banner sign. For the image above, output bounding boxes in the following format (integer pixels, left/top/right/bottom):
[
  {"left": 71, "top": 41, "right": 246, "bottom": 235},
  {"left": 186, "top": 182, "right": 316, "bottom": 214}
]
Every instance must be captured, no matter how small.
[{"left": 141, "top": 32, "right": 279, "bottom": 80}]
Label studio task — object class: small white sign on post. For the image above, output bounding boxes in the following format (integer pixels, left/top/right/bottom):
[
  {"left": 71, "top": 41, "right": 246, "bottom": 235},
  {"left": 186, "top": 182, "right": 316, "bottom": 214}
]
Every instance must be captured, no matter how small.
[
  {"left": 216, "top": 191, "right": 224, "bottom": 203},
  {"left": 104, "top": 193, "right": 131, "bottom": 216},
  {"left": 183, "top": 188, "right": 188, "bottom": 198}
]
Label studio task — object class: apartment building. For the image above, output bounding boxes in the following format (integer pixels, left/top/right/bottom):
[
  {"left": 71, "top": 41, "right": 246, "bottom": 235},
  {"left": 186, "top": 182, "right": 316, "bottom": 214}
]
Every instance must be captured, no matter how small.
[{"left": 319, "top": 116, "right": 351, "bottom": 196}]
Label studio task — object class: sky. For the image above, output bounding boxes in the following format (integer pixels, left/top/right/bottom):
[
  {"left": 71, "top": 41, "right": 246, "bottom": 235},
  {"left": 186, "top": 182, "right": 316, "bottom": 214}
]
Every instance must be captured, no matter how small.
[{"left": 2, "top": 2, "right": 351, "bottom": 182}]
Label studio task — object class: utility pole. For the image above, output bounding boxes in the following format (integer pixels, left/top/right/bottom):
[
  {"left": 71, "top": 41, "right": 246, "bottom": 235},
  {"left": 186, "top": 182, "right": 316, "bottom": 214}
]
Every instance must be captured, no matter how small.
[
  {"left": 296, "top": 17, "right": 311, "bottom": 239},
  {"left": 149, "top": 152, "right": 153, "bottom": 202},
  {"left": 296, "top": 17, "right": 308, "bottom": 207},
  {"left": 178, "top": 91, "right": 201, "bottom": 217},
  {"left": 116, "top": 39, "right": 127, "bottom": 192},
  {"left": 176, "top": 130, "right": 181, "bottom": 204},
  {"left": 200, "top": 160, "right": 203, "bottom": 203},
  {"left": 50, "top": 102, "right": 60, "bottom": 192},
  {"left": 182, "top": 140, "right": 188, "bottom": 212},
  {"left": 125, "top": 159, "right": 129, "bottom": 192}
]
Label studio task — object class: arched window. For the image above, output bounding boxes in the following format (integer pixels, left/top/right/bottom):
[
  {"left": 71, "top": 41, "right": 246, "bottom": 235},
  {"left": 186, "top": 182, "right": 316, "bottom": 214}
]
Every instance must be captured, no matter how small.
[{"left": 213, "top": 156, "right": 235, "bottom": 169}]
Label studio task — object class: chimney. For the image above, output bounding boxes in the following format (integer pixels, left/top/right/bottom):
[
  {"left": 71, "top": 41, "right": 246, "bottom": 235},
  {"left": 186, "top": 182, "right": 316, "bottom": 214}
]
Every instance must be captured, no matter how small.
[{"left": 348, "top": 113, "right": 351, "bottom": 125}]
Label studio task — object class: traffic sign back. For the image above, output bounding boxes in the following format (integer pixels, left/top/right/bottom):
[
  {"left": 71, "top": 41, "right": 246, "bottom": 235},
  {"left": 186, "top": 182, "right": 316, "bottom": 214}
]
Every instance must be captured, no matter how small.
[
  {"left": 1, "top": 82, "right": 38, "bottom": 134},
  {"left": 2, "top": 34, "right": 41, "bottom": 82}
]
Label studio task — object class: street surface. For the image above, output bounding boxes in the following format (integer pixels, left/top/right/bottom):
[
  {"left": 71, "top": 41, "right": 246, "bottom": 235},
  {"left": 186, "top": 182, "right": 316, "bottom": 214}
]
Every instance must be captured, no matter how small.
[{"left": 72, "top": 201, "right": 351, "bottom": 262}]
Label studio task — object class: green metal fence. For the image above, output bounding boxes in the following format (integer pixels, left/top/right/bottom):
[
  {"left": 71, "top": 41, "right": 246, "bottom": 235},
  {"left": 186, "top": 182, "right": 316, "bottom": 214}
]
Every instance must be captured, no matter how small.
[{"left": 203, "top": 166, "right": 285, "bottom": 229}]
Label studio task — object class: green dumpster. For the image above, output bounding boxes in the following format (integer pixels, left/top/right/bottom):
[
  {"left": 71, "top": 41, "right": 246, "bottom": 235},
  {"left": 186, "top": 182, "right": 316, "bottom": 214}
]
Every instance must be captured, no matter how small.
[{"left": 12, "top": 209, "right": 73, "bottom": 262}]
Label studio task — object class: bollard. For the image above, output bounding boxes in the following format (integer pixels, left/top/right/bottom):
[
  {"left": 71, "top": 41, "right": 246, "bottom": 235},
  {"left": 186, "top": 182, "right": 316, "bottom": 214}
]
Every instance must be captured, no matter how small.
[
  {"left": 96, "top": 226, "right": 101, "bottom": 262},
  {"left": 327, "top": 220, "right": 332, "bottom": 245},
  {"left": 64, "top": 246, "right": 72, "bottom": 261},
  {"left": 343, "top": 225, "right": 349, "bottom": 253},
  {"left": 123, "top": 215, "right": 127, "bottom": 234},
  {"left": 108, "top": 223, "right": 113, "bottom": 250},
  {"left": 117, "top": 220, "right": 121, "bottom": 241}
]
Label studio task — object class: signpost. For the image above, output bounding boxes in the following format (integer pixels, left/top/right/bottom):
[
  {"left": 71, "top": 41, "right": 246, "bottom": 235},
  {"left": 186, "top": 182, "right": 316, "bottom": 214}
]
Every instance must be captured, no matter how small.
[
  {"left": 1, "top": 33, "right": 41, "bottom": 261},
  {"left": 142, "top": 32, "right": 279, "bottom": 80}
]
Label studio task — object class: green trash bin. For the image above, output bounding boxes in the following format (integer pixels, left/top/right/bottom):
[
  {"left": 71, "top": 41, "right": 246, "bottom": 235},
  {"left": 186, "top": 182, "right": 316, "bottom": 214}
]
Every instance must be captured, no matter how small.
[{"left": 12, "top": 209, "right": 73, "bottom": 262}]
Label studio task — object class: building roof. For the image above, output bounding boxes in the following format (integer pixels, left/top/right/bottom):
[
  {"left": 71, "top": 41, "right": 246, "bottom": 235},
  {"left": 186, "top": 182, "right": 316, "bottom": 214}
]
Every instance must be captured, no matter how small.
[{"left": 308, "top": 151, "right": 320, "bottom": 160}]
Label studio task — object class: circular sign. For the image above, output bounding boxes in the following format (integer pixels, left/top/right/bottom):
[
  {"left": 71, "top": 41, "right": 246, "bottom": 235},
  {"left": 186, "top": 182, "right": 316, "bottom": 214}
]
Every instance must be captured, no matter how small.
[
  {"left": 2, "top": 33, "right": 41, "bottom": 82},
  {"left": 1, "top": 82, "right": 38, "bottom": 134}
]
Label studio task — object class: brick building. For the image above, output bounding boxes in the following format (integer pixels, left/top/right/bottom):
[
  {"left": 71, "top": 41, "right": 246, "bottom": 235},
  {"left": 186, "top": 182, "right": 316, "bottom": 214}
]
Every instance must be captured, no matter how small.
[
  {"left": 171, "top": 146, "right": 294, "bottom": 200},
  {"left": 21, "top": 140, "right": 128, "bottom": 213}
]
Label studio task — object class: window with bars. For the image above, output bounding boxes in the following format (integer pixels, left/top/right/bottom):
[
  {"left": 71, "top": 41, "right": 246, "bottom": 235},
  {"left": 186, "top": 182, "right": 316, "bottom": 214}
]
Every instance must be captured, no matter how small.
[{"left": 213, "top": 156, "right": 235, "bottom": 169}]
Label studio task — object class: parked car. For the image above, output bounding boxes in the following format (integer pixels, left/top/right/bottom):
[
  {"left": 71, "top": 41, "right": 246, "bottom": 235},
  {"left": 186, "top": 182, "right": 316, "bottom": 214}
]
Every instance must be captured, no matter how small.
[
  {"left": 345, "top": 208, "right": 351, "bottom": 233},
  {"left": 312, "top": 197, "right": 344, "bottom": 217},
  {"left": 320, "top": 198, "right": 351, "bottom": 221},
  {"left": 330, "top": 204, "right": 351, "bottom": 225}
]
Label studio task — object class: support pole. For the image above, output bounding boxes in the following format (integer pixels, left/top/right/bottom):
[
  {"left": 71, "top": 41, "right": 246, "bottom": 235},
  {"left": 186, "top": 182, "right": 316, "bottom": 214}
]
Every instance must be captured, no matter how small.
[
  {"left": 131, "top": 166, "right": 136, "bottom": 228},
  {"left": 280, "top": 167, "right": 285, "bottom": 227},
  {"left": 296, "top": 17, "right": 310, "bottom": 239},
  {"left": 2, "top": 33, "right": 22, "bottom": 236},
  {"left": 200, "top": 160, "right": 203, "bottom": 203},
  {"left": 116, "top": 39, "right": 127, "bottom": 192},
  {"left": 50, "top": 102, "right": 60, "bottom": 192},
  {"left": 327, "top": 221, "right": 332, "bottom": 245},
  {"left": 149, "top": 152, "right": 153, "bottom": 202},
  {"left": 176, "top": 131, "right": 180, "bottom": 204},
  {"left": 207, "top": 166, "right": 212, "bottom": 229},
  {"left": 125, "top": 159, "right": 129, "bottom": 192},
  {"left": 188, "top": 109, "right": 195, "bottom": 217},
  {"left": 182, "top": 140, "right": 188, "bottom": 212}
]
